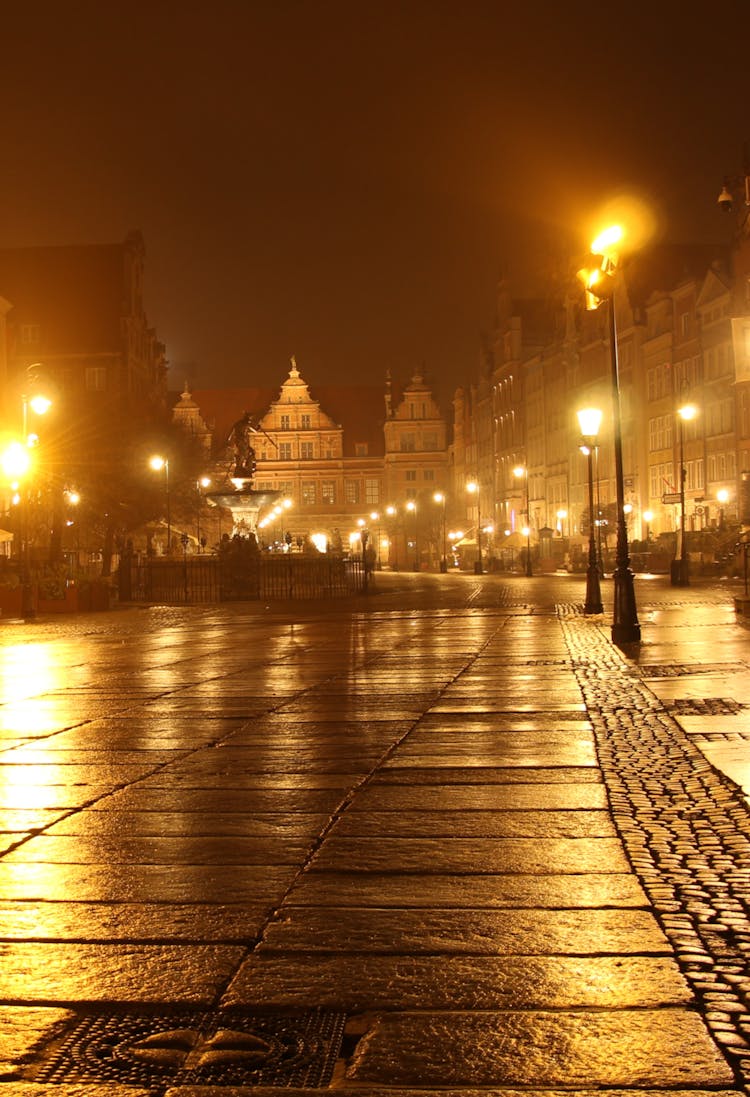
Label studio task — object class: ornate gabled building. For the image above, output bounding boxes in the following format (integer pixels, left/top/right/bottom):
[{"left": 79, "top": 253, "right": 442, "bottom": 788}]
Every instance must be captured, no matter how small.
[{"left": 178, "top": 359, "right": 449, "bottom": 565}]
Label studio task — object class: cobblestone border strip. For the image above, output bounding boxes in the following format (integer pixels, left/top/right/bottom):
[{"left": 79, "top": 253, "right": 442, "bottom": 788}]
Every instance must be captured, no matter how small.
[{"left": 562, "top": 615, "right": 750, "bottom": 1092}]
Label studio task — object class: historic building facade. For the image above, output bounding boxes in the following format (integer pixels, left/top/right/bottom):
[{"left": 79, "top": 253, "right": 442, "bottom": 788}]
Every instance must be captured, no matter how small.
[
  {"left": 450, "top": 239, "right": 750, "bottom": 570},
  {"left": 180, "top": 360, "right": 449, "bottom": 566}
]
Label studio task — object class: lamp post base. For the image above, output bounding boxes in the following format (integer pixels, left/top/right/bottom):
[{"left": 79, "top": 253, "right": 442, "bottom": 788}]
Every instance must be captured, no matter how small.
[
  {"left": 612, "top": 565, "right": 641, "bottom": 645},
  {"left": 583, "top": 563, "right": 604, "bottom": 615},
  {"left": 670, "top": 558, "right": 690, "bottom": 587}
]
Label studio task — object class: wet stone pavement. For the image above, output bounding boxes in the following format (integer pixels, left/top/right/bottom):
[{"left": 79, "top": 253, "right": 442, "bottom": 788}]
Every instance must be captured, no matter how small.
[{"left": 0, "top": 571, "right": 749, "bottom": 1095}]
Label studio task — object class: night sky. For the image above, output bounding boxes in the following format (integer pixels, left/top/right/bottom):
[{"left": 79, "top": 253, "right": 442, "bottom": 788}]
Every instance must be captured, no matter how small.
[{"left": 0, "top": 1, "right": 748, "bottom": 406}]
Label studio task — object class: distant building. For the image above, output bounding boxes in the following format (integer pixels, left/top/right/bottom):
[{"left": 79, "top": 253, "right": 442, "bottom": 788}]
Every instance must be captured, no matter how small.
[
  {"left": 0, "top": 231, "right": 168, "bottom": 462},
  {"left": 176, "top": 358, "right": 450, "bottom": 566}
]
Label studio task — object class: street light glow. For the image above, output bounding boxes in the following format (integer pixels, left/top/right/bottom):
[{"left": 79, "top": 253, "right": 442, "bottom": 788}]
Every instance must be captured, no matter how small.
[
  {"left": 1, "top": 441, "right": 31, "bottom": 480},
  {"left": 28, "top": 395, "right": 52, "bottom": 417},
  {"left": 678, "top": 403, "right": 698, "bottom": 422},
  {"left": 577, "top": 407, "right": 603, "bottom": 439},
  {"left": 591, "top": 223, "right": 623, "bottom": 257}
]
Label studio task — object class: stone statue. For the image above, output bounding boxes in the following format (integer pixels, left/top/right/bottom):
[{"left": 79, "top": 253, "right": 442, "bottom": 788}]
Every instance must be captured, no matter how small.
[{"left": 229, "top": 411, "right": 257, "bottom": 478}]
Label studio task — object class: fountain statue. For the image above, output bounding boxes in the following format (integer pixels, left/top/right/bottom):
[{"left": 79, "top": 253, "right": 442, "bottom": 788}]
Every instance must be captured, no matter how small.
[{"left": 204, "top": 411, "right": 279, "bottom": 537}]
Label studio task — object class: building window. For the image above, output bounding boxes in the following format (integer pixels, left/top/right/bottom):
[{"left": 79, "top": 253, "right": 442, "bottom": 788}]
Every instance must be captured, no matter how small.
[
  {"left": 400, "top": 433, "right": 415, "bottom": 452},
  {"left": 648, "top": 414, "right": 673, "bottom": 452},
  {"left": 649, "top": 461, "right": 675, "bottom": 500},
  {"left": 278, "top": 442, "right": 292, "bottom": 460},
  {"left": 685, "top": 459, "right": 704, "bottom": 492},
  {"left": 280, "top": 414, "right": 290, "bottom": 429},
  {"left": 405, "top": 470, "right": 416, "bottom": 481},
  {"left": 345, "top": 479, "right": 360, "bottom": 504},
  {"left": 423, "top": 432, "right": 438, "bottom": 450},
  {"left": 423, "top": 469, "right": 434, "bottom": 481},
  {"left": 365, "top": 478, "right": 379, "bottom": 504},
  {"left": 85, "top": 366, "right": 107, "bottom": 391},
  {"left": 355, "top": 442, "right": 368, "bottom": 457},
  {"left": 300, "top": 441, "right": 314, "bottom": 459},
  {"left": 20, "top": 323, "right": 41, "bottom": 344},
  {"left": 322, "top": 481, "right": 335, "bottom": 504},
  {"left": 301, "top": 413, "right": 311, "bottom": 429},
  {"left": 301, "top": 481, "right": 316, "bottom": 505}
]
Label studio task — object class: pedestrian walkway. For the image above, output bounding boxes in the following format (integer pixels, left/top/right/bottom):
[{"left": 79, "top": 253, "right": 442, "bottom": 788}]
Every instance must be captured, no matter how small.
[{"left": 0, "top": 574, "right": 748, "bottom": 1094}]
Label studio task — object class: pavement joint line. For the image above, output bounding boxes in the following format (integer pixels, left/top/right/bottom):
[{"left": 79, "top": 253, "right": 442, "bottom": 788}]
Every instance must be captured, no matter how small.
[
  {"left": 562, "top": 612, "right": 750, "bottom": 1090},
  {"left": 241, "top": 615, "right": 517, "bottom": 976}
]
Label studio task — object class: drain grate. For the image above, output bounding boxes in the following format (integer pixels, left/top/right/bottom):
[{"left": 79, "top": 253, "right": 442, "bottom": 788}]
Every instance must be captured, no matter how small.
[
  {"left": 29, "top": 1007, "right": 346, "bottom": 1090},
  {"left": 663, "top": 697, "right": 744, "bottom": 715}
]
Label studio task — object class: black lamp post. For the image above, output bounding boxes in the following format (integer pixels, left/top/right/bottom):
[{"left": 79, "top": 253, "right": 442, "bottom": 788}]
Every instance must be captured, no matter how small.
[
  {"left": 513, "top": 465, "right": 533, "bottom": 576},
  {"left": 467, "top": 481, "right": 483, "bottom": 574},
  {"left": 149, "top": 455, "right": 171, "bottom": 553},
  {"left": 406, "top": 500, "right": 418, "bottom": 571},
  {"left": 578, "top": 226, "right": 640, "bottom": 645},
  {"left": 577, "top": 408, "right": 604, "bottom": 615},
  {"left": 434, "top": 491, "right": 447, "bottom": 572},
  {"left": 672, "top": 404, "right": 697, "bottom": 587}
]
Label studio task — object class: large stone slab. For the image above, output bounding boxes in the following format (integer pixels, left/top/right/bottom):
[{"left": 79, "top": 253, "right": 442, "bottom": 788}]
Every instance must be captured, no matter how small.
[
  {"left": 308, "top": 837, "right": 630, "bottom": 874},
  {"left": 377, "top": 767, "right": 598, "bottom": 784},
  {"left": 98, "top": 788, "right": 346, "bottom": 813},
  {"left": 44, "top": 811, "right": 330, "bottom": 838},
  {"left": 0, "top": 901, "right": 272, "bottom": 942},
  {"left": 0, "top": 863, "right": 294, "bottom": 903},
  {"left": 383, "top": 748, "right": 597, "bottom": 767},
  {"left": 331, "top": 809, "right": 615, "bottom": 838},
  {"left": 257, "top": 907, "right": 668, "bottom": 954},
  {"left": 225, "top": 954, "right": 688, "bottom": 1011},
  {"left": 345, "top": 1009, "right": 734, "bottom": 1087},
  {"left": 287, "top": 872, "right": 648, "bottom": 909},
  {"left": 351, "top": 784, "right": 607, "bottom": 811},
  {"left": 0, "top": 943, "right": 244, "bottom": 1003},
  {"left": 3, "top": 835, "right": 311, "bottom": 865}
]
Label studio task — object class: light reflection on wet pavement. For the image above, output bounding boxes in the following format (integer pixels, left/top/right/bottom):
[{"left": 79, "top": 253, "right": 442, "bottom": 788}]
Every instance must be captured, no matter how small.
[{"left": 0, "top": 572, "right": 748, "bottom": 1092}]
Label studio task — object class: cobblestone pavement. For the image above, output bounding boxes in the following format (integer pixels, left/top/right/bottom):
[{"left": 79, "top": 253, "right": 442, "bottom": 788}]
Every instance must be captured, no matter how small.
[{"left": 0, "top": 571, "right": 749, "bottom": 1095}]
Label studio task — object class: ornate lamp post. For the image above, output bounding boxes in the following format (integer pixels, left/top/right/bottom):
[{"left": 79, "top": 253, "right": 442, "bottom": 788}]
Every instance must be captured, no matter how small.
[
  {"left": 578, "top": 224, "right": 640, "bottom": 645},
  {"left": 716, "top": 489, "right": 729, "bottom": 531},
  {"left": 512, "top": 466, "right": 532, "bottom": 576},
  {"left": 672, "top": 403, "right": 697, "bottom": 587},
  {"left": 196, "top": 476, "right": 211, "bottom": 550},
  {"left": 369, "top": 511, "right": 381, "bottom": 569},
  {"left": 466, "top": 480, "right": 483, "bottom": 574},
  {"left": 433, "top": 491, "right": 447, "bottom": 572},
  {"left": 385, "top": 504, "right": 398, "bottom": 569},
  {"left": 577, "top": 408, "right": 604, "bottom": 615},
  {"left": 149, "top": 455, "right": 171, "bottom": 553},
  {"left": 405, "top": 500, "right": 418, "bottom": 571}
]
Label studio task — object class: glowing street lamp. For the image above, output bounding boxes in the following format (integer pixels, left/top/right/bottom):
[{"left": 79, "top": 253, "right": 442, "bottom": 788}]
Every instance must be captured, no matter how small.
[
  {"left": 466, "top": 480, "right": 484, "bottom": 574},
  {"left": 433, "top": 491, "right": 448, "bottom": 572},
  {"left": 672, "top": 403, "right": 698, "bottom": 587},
  {"left": 578, "top": 224, "right": 640, "bottom": 645},
  {"left": 370, "top": 511, "right": 382, "bottom": 569},
  {"left": 149, "top": 455, "right": 171, "bottom": 552},
  {"left": 405, "top": 499, "right": 418, "bottom": 571},
  {"left": 577, "top": 408, "right": 604, "bottom": 615},
  {"left": 196, "top": 476, "right": 211, "bottom": 550},
  {"left": 643, "top": 509, "right": 653, "bottom": 542},
  {"left": 512, "top": 466, "right": 532, "bottom": 577},
  {"left": 716, "top": 488, "right": 729, "bottom": 531}
]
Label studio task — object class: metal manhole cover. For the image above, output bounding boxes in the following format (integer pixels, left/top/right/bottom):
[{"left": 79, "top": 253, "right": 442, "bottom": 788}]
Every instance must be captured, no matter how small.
[
  {"left": 28, "top": 1007, "right": 346, "bottom": 1089},
  {"left": 663, "top": 697, "right": 744, "bottom": 715}
]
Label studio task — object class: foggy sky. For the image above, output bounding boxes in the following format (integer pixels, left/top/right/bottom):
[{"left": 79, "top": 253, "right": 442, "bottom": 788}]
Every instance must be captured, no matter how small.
[{"left": 0, "top": 1, "right": 747, "bottom": 406}]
